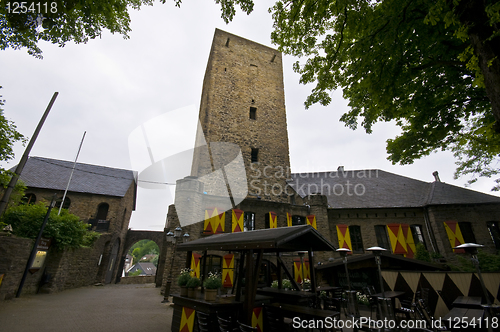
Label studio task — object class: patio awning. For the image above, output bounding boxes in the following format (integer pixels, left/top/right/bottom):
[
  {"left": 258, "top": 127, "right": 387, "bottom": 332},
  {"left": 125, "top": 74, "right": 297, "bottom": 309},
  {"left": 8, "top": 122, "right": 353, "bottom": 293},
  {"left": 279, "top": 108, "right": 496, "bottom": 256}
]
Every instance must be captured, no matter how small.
[{"left": 176, "top": 225, "right": 337, "bottom": 252}]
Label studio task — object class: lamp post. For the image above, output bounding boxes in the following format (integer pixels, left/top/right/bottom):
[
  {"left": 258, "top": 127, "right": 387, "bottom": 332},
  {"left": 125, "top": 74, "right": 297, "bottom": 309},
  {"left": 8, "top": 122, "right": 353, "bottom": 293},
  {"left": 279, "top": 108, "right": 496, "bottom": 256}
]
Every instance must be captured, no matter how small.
[
  {"left": 453, "top": 243, "right": 496, "bottom": 332},
  {"left": 337, "top": 248, "right": 359, "bottom": 317},
  {"left": 162, "top": 227, "right": 188, "bottom": 303},
  {"left": 367, "top": 246, "right": 394, "bottom": 326}
]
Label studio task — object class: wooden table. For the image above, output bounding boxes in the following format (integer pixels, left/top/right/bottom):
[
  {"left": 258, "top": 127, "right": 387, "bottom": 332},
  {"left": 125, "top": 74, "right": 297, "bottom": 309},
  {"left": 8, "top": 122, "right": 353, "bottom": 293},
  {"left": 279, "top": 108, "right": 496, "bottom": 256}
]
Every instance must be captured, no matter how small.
[
  {"left": 371, "top": 290, "right": 405, "bottom": 299},
  {"left": 315, "top": 286, "right": 342, "bottom": 297},
  {"left": 442, "top": 307, "right": 485, "bottom": 331},
  {"left": 257, "top": 287, "right": 316, "bottom": 305},
  {"left": 452, "top": 296, "right": 482, "bottom": 309}
]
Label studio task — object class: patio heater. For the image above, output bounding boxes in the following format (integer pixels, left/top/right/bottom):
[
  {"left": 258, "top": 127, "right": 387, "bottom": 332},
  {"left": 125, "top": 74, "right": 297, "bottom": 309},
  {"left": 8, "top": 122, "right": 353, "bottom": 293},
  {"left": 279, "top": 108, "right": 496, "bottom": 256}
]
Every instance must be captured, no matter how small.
[
  {"left": 366, "top": 246, "right": 395, "bottom": 324},
  {"left": 162, "top": 226, "right": 188, "bottom": 303},
  {"left": 337, "top": 248, "right": 359, "bottom": 317},
  {"left": 453, "top": 243, "right": 497, "bottom": 332}
]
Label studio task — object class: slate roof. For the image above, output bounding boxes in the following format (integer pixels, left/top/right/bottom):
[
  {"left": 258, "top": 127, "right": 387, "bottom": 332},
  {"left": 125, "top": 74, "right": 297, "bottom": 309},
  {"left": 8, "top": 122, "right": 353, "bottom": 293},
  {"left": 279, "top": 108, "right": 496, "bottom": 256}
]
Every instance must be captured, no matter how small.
[
  {"left": 288, "top": 169, "right": 500, "bottom": 209},
  {"left": 17, "top": 157, "right": 136, "bottom": 198},
  {"left": 129, "top": 262, "right": 157, "bottom": 276}
]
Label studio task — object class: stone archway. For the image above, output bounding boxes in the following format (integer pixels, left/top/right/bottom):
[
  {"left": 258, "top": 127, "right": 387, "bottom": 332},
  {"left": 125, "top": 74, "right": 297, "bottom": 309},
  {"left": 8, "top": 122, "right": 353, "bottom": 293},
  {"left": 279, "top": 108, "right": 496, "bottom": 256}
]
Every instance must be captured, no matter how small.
[{"left": 119, "top": 230, "right": 166, "bottom": 286}]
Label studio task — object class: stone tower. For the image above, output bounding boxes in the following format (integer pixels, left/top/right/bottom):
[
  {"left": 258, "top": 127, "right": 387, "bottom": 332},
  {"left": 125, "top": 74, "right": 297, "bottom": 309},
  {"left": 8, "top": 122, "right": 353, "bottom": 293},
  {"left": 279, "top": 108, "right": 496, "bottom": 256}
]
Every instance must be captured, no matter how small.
[{"left": 190, "top": 29, "right": 291, "bottom": 204}]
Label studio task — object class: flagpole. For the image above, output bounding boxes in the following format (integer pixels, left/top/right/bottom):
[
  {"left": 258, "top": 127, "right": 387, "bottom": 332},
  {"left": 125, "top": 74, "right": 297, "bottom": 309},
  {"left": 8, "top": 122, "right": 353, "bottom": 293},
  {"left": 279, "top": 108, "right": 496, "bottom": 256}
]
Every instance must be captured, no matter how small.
[{"left": 58, "top": 131, "right": 86, "bottom": 215}]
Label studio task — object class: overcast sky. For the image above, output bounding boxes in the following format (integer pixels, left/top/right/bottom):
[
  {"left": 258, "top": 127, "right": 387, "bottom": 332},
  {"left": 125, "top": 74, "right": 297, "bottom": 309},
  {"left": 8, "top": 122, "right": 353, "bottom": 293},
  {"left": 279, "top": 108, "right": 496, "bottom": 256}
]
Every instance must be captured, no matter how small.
[{"left": 1, "top": 2, "right": 498, "bottom": 231}]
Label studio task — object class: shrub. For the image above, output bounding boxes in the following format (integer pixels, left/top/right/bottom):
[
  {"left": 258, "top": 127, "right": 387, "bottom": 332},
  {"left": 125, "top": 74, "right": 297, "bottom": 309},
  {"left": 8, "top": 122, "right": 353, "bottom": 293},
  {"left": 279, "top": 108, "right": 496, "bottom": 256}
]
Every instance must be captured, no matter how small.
[
  {"left": 271, "top": 278, "right": 293, "bottom": 289},
  {"left": 186, "top": 277, "right": 201, "bottom": 288},
  {"left": 203, "top": 272, "right": 222, "bottom": 289},
  {"left": 414, "top": 243, "right": 431, "bottom": 262},
  {"left": 1, "top": 202, "right": 100, "bottom": 251},
  {"left": 177, "top": 268, "right": 192, "bottom": 286}
]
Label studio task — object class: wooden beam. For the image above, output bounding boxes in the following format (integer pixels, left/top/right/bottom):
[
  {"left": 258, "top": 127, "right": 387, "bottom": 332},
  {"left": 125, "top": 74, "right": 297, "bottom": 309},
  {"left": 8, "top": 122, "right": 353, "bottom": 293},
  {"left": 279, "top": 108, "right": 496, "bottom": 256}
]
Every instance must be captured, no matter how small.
[
  {"left": 235, "top": 251, "right": 245, "bottom": 302},
  {"left": 277, "top": 256, "right": 301, "bottom": 291},
  {"left": 244, "top": 250, "right": 254, "bottom": 324}
]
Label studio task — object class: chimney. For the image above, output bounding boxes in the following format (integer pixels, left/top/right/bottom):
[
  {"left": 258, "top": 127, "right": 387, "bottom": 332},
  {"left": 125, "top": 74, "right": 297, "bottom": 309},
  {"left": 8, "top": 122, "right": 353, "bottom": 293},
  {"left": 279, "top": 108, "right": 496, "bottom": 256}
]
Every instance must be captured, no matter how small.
[
  {"left": 337, "top": 166, "right": 344, "bottom": 173},
  {"left": 432, "top": 171, "right": 441, "bottom": 182}
]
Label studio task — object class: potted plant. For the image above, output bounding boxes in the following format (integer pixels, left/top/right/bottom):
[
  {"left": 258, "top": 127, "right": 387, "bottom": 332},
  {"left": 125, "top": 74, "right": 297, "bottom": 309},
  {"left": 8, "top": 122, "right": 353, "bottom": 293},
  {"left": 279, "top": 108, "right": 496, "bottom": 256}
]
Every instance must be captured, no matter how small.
[
  {"left": 186, "top": 277, "right": 201, "bottom": 298},
  {"left": 177, "top": 268, "right": 192, "bottom": 296},
  {"left": 203, "top": 272, "right": 222, "bottom": 301}
]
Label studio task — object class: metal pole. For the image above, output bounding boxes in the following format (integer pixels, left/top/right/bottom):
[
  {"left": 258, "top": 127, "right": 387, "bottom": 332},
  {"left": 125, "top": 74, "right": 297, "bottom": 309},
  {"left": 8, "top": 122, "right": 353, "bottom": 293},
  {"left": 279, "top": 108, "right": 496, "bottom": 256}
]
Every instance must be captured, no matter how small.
[
  {"left": 16, "top": 194, "right": 57, "bottom": 298},
  {"left": 58, "top": 131, "right": 86, "bottom": 215},
  {"left": 0, "top": 92, "right": 59, "bottom": 216}
]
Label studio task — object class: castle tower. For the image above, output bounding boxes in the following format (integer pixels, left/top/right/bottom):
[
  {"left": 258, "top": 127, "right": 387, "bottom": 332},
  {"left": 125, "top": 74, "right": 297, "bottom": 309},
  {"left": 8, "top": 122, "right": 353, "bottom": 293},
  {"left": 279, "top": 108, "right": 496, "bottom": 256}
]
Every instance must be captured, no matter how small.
[{"left": 190, "top": 29, "right": 291, "bottom": 204}]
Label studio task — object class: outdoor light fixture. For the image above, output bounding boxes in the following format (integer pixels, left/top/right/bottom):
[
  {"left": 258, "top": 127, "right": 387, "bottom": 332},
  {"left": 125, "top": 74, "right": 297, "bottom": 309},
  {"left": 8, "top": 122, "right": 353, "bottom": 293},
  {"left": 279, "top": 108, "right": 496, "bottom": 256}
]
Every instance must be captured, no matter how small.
[
  {"left": 336, "top": 248, "right": 352, "bottom": 291},
  {"left": 337, "top": 248, "right": 359, "bottom": 317},
  {"left": 453, "top": 243, "right": 498, "bottom": 332},
  {"left": 453, "top": 244, "right": 491, "bottom": 306},
  {"left": 367, "top": 246, "right": 392, "bottom": 323},
  {"left": 163, "top": 226, "right": 184, "bottom": 303}
]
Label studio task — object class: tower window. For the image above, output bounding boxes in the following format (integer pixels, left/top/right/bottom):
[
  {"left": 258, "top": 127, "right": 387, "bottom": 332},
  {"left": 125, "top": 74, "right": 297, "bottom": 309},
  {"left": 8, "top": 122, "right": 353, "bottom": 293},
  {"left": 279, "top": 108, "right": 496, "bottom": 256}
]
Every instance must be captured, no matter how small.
[
  {"left": 249, "top": 107, "right": 257, "bottom": 120},
  {"left": 251, "top": 148, "right": 259, "bottom": 163}
]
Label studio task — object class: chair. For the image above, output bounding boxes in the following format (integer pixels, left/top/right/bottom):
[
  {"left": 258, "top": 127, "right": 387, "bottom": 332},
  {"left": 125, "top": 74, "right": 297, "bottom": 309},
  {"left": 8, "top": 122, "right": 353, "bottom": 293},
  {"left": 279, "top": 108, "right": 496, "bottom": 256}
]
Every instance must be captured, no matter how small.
[
  {"left": 197, "top": 311, "right": 211, "bottom": 332},
  {"left": 415, "top": 299, "right": 446, "bottom": 332},
  {"left": 395, "top": 294, "right": 416, "bottom": 321},
  {"left": 362, "top": 286, "right": 378, "bottom": 318},
  {"left": 237, "top": 321, "right": 257, "bottom": 332},
  {"left": 217, "top": 313, "right": 237, "bottom": 332},
  {"left": 264, "top": 305, "right": 287, "bottom": 332},
  {"left": 330, "top": 288, "right": 347, "bottom": 314}
]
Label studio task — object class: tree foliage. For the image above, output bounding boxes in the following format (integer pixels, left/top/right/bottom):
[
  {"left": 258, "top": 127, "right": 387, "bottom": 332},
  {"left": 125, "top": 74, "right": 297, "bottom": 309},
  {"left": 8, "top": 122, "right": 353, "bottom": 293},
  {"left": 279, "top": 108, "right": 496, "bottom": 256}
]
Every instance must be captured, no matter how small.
[
  {"left": 452, "top": 249, "right": 500, "bottom": 272},
  {"left": 0, "top": 0, "right": 254, "bottom": 58},
  {"left": 0, "top": 87, "right": 25, "bottom": 163},
  {"left": 269, "top": 0, "right": 500, "bottom": 190},
  {"left": 1, "top": 202, "right": 100, "bottom": 251},
  {"left": 128, "top": 239, "right": 159, "bottom": 265}
]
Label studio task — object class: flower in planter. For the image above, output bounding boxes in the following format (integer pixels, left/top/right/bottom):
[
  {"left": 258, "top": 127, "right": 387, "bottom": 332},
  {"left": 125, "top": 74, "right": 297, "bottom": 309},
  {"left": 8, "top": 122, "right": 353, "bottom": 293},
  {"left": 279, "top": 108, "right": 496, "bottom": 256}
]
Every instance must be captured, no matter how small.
[
  {"left": 302, "top": 278, "right": 311, "bottom": 289},
  {"left": 177, "top": 268, "right": 192, "bottom": 287},
  {"left": 203, "top": 272, "right": 222, "bottom": 290},
  {"left": 186, "top": 276, "right": 201, "bottom": 289},
  {"left": 271, "top": 279, "right": 293, "bottom": 290}
]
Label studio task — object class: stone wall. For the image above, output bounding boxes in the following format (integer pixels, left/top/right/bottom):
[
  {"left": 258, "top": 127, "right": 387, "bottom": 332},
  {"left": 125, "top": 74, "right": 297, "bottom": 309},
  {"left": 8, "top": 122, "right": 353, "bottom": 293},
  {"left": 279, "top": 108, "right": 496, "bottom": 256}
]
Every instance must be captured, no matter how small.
[
  {"left": 119, "top": 276, "right": 155, "bottom": 284},
  {"left": 0, "top": 235, "right": 39, "bottom": 300},
  {"left": 190, "top": 29, "right": 291, "bottom": 204}
]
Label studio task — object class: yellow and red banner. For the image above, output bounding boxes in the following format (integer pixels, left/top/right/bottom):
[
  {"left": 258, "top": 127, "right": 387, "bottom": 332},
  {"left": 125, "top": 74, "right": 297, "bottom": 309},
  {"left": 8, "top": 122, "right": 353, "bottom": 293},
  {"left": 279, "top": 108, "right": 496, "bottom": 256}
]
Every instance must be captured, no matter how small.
[
  {"left": 443, "top": 221, "right": 465, "bottom": 253},
  {"left": 222, "top": 254, "right": 234, "bottom": 288},
  {"left": 232, "top": 209, "right": 244, "bottom": 232},
  {"left": 401, "top": 224, "right": 416, "bottom": 258},
  {"left": 268, "top": 211, "right": 277, "bottom": 229},
  {"left": 286, "top": 212, "right": 292, "bottom": 227},
  {"left": 190, "top": 253, "right": 201, "bottom": 278},
  {"left": 293, "top": 258, "right": 303, "bottom": 284},
  {"left": 204, "top": 208, "right": 225, "bottom": 234},
  {"left": 306, "top": 215, "right": 317, "bottom": 229},
  {"left": 336, "top": 224, "right": 352, "bottom": 251},
  {"left": 179, "top": 307, "right": 196, "bottom": 332},
  {"left": 387, "top": 224, "right": 407, "bottom": 255},
  {"left": 252, "top": 307, "right": 263, "bottom": 332}
]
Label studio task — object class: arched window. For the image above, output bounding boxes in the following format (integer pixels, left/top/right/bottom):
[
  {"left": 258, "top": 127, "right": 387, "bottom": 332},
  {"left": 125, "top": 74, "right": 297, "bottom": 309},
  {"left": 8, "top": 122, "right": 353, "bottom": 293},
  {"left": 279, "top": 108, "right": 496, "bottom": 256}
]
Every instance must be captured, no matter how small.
[
  {"left": 22, "top": 193, "right": 36, "bottom": 205},
  {"left": 56, "top": 197, "right": 71, "bottom": 210},
  {"left": 96, "top": 203, "right": 109, "bottom": 220}
]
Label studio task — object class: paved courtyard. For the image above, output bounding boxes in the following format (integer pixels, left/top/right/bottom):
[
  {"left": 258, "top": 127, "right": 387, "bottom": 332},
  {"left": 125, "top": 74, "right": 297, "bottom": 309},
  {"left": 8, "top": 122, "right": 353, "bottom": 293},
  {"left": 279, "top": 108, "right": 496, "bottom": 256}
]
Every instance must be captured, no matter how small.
[{"left": 0, "top": 283, "right": 172, "bottom": 332}]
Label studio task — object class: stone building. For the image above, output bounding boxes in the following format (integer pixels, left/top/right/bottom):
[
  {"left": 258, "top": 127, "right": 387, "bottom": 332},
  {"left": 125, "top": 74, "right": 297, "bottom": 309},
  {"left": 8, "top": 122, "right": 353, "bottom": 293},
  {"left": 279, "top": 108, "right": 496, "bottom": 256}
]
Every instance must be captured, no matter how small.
[
  {"left": 15, "top": 156, "right": 136, "bottom": 293},
  {"left": 161, "top": 29, "right": 500, "bottom": 295}
]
